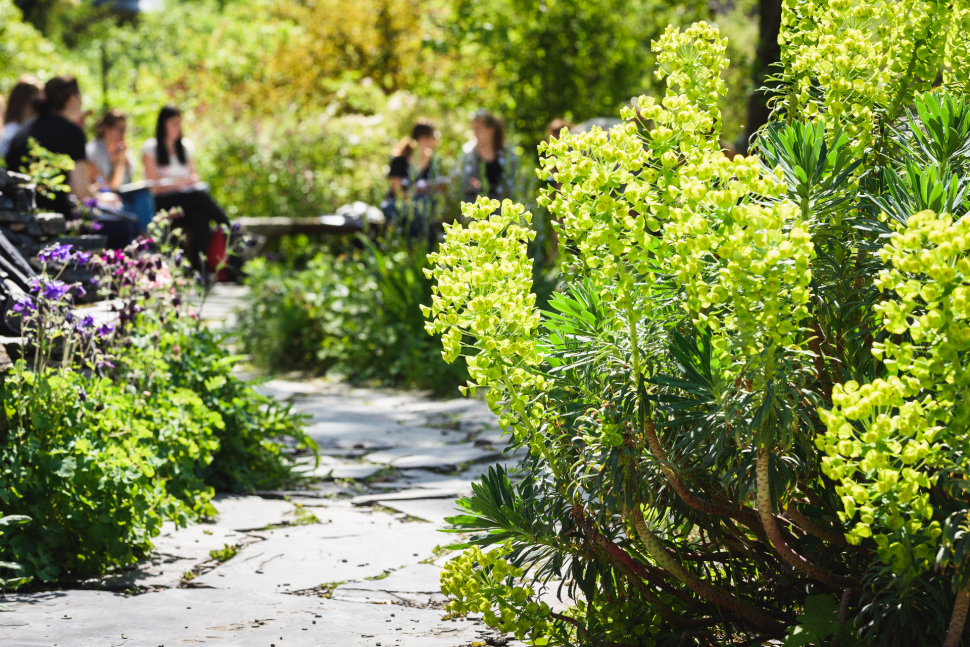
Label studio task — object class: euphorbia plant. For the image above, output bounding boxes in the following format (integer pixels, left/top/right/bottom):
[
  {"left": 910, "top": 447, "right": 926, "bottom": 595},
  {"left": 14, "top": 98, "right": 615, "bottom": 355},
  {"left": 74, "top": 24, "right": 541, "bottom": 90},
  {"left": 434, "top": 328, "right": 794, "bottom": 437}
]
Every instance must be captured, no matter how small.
[{"left": 426, "top": 3, "right": 970, "bottom": 645}]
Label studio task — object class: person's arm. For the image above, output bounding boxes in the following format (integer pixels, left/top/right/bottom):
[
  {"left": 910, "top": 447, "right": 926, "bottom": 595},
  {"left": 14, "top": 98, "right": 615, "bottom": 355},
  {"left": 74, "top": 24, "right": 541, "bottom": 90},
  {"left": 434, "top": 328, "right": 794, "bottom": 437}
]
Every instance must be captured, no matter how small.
[
  {"left": 389, "top": 176, "right": 406, "bottom": 200},
  {"left": 143, "top": 151, "right": 165, "bottom": 195},
  {"left": 68, "top": 166, "right": 97, "bottom": 201},
  {"left": 186, "top": 157, "right": 201, "bottom": 185}
]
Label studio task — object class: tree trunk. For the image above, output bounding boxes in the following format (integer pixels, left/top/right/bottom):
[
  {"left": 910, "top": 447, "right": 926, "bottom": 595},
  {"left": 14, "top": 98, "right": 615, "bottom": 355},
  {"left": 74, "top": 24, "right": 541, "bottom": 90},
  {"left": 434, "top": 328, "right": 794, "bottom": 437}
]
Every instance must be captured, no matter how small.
[
  {"left": 943, "top": 585, "right": 970, "bottom": 647},
  {"left": 743, "top": 0, "right": 784, "bottom": 151}
]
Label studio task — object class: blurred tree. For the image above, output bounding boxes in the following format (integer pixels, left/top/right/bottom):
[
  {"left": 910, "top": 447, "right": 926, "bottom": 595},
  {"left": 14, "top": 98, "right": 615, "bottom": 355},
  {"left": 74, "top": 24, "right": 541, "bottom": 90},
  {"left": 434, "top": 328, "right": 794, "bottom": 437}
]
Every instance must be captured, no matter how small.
[
  {"left": 440, "top": 0, "right": 706, "bottom": 144},
  {"left": 743, "top": 0, "right": 782, "bottom": 150}
]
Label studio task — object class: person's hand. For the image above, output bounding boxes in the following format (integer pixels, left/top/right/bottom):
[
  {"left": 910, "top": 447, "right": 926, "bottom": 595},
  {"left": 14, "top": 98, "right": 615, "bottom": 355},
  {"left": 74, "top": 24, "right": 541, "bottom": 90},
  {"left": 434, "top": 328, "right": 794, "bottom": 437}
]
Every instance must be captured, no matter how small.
[
  {"left": 109, "top": 141, "right": 128, "bottom": 164},
  {"left": 469, "top": 178, "right": 482, "bottom": 191}
]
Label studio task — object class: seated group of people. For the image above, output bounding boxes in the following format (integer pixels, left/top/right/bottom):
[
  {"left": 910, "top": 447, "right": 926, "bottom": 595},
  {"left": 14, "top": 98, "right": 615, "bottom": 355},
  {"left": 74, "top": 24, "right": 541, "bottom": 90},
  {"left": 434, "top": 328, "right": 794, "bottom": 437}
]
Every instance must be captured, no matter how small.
[
  {"left": 381, "top": 111, "right": 517, "bottom": 240},
  {"left": 0, "top": 75, "right": 228, "bottom": 266}
]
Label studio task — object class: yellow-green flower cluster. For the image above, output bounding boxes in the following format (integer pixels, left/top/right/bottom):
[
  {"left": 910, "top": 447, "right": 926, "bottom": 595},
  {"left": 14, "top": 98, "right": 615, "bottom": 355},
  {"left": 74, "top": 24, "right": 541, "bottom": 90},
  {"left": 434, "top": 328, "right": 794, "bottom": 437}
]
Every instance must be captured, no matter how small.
[
  {"left": 537, "top": 22, "right": 730, "bottom": 301},
  {"left": 441, "top": 545, "right": 552, "bottom": 641},
  {"left": 944, "top": 3, "right": 970, "bottom": 92},
  {"left": 652, "top": 21, "right": 728, "bottom": 127},
  {"left": 661, "top": 152, "right": 813, "bottom": 378},
  {"left": 818, "top": 209, "right": 970, "bottom": 576},
  {"left": 780, "top": 0, "right": 954, "bottom": 152},
  {"left": 423, "top": 198, "right": 541, "bottom": 404}
]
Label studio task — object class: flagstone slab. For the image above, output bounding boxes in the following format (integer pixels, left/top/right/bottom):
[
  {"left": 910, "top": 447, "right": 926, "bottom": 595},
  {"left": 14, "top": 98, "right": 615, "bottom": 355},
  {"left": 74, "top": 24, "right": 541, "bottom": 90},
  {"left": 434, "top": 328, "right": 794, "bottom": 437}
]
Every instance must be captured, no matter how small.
[
  {"left": 297, "top": 455, "right": 386, "bottom": 480},
  {"left": 303, "top": 421, "right": 464, "bottom": 450},
  {"left": 333, "top": 564, "right": 446, "bottom": 605},
  {"left": 374, "top": 498, "right": 464, "bottom": 526},
  {"left": 352, "top": 488, "right": 460, "bottom": 506},
  {"left": 363, "top": 446, "right": 501, "bottom": 470},
  {"left": 98, "top": 522, "right": 248, "bottom": 589},
  {"left": 192, "top": 514, "right": 444, "bottom": 593},
  {"left": 212, "top": 494, "right": 295, "bottom": 531},
  {"left": 0, "top": 588, "right": 489, "bottom": 646}
]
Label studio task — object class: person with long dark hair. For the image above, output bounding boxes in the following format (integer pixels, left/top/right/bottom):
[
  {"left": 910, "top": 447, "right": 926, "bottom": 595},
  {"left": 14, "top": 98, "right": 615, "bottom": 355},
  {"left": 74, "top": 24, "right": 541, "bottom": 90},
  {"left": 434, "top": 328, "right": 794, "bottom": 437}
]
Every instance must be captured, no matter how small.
[
  {"left": 0, "top": 76, "right": 42, "bottom": 159},
  {"left": 460, "top": 111, "right": 516, "bottom": 203},
  {"left": 381, "top": 119, "right": 444, "bottom": 239},
  {"left": 142, "top": 105, "right": 228, "bottom": 269}
]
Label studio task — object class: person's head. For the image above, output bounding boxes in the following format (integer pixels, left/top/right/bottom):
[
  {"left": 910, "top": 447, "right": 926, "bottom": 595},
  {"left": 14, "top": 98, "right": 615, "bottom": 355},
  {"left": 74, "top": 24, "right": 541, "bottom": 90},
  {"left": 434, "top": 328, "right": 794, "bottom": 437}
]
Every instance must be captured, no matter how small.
[
  {"left": 472, "top": 112, "right": 504, "bottom": 151},
  {"left": 96, "top": 109, "right": 127, "bottom": 146},
  {"left": 155, "top": 105, "right": 185, "bottom": 167},
  {"left": 411, "top": 120, "right": 438, "bottom": 150},
  {"left": 4, "top": 76, "right": 43, "bottom": 126},
  {"left": 546, "top": 118, "right": 573, "bottom": 142},
  {"left": 392, "top": 119, "right": 438, "bottom": 158},
  {"left": 35, "top": 76, "right": 82, "bottom": 121}
]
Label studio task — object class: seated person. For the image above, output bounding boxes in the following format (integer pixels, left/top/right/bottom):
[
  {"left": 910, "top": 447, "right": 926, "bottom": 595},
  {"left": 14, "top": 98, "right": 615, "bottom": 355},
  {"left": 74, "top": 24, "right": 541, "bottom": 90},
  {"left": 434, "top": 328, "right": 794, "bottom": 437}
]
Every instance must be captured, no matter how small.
[
  {"left": 143, "top": 105, "right": 229, "bottom": 270},
  {"left": 87, "top": 109, "right": 155, "bottom": 232},
  {"left": 0, "top": 76, "right": 42, "bottom": 159},
  {"left": 4, "top": 76, "right": 136, "bottom": 249}
]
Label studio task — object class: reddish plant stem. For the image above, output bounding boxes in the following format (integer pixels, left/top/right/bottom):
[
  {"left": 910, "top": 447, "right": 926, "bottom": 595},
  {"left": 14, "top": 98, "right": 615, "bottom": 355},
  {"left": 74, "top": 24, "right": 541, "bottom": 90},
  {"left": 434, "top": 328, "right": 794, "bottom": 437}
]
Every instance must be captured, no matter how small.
[
  {"left": 943, "top": 585, "right": 970, "bottom": 647},
  {"left": 756, "top": 449, "right": 858, "bottom": 590},
  {"left": 576, "top": 510, "right": 701, "bottom": 611},
  {"left": 627, "top": 507, "right": 784, "bottom": 634},
  {"left": 643, "top": 417, "right": 761, "bottom": 529}
]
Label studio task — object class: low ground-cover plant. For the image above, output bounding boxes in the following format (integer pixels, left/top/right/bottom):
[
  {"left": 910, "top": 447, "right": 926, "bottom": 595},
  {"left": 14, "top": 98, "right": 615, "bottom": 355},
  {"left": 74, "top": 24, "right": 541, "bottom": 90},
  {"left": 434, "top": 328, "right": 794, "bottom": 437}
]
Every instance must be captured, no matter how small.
[
  {"left": 238, "top": 235, "right": 469, "bottom": 396},
  {"left": 0, "top": 221, "right": 315, "bottom": 582},
  {"left": 428, "top": 4, "right": 970, "bottom": 645}
]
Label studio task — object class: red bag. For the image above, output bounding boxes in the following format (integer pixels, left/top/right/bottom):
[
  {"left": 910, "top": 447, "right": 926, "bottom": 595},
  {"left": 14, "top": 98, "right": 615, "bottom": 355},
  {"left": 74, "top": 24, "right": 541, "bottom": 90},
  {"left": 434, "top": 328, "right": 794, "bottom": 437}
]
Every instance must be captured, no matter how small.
[{"left": 206, "top": 229, "right": 229, "bottom": 281}]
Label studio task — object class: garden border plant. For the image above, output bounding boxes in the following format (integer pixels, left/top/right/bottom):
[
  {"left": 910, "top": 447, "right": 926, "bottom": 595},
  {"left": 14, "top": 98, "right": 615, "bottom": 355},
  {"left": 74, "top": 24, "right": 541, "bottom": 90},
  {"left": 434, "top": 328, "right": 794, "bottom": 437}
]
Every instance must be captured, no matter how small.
[{"left": 0, "top": 213, "right": 316, "bottom": 583}]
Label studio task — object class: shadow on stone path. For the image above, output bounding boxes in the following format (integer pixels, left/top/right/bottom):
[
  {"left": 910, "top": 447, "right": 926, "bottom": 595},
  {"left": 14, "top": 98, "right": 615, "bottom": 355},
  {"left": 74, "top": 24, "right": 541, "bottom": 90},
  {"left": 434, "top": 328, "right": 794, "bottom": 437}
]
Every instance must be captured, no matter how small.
[{"left": 0, "top": 286, "right": 519, "bottom": 647}]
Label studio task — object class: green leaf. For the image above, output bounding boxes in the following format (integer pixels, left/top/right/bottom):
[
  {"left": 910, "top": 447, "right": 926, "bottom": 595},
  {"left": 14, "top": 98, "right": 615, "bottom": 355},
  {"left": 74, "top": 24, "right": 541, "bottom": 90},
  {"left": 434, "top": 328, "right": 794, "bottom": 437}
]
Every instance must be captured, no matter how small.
[{"left": 783, "top": 595, "right": 840, "bottom": 647}]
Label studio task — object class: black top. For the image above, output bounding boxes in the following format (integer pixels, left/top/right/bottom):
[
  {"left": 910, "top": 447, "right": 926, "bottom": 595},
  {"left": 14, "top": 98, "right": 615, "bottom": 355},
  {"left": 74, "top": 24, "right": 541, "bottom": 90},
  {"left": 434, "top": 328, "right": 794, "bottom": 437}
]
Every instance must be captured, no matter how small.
[
  {"left": 387, "top": 154, "right": 435, "bottom": 199},
  {"left": 484, "top": 159, "right": 503, "bottom": 193},
  {"left": 5, "top": 115, "right": 87, "bottom": 216}
]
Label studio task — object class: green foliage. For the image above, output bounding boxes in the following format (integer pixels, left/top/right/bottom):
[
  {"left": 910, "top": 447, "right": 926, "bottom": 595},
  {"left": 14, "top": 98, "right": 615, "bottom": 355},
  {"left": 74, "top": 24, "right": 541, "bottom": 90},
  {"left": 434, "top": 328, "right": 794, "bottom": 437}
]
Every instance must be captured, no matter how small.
[
  {"left": 0, "top": 369, "right": 216, "bottom": 581},
  {"left": 238, "top": 236, "right": 468, "bottom": 396},
  {"left": 425, "top": 4, "right": 970, "bottom": 646},
  {"left": 144, "top": 325, "right": 316, "bottom": 494},
  {"left": 442, "top": 0, "right": 705, "bottom": 144},
  {"left": 783, "top": 596, "right": 841, "bottom": 647},
  {"left": 0, "top": 515, "right": 31, "bottom": 594}
]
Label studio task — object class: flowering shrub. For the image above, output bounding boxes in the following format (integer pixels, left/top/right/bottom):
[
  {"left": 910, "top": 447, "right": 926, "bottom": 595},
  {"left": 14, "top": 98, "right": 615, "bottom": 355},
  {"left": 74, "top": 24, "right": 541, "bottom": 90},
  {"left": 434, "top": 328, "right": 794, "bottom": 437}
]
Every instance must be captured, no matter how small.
[
  {"left": 0, "top": 219, "right": 315, "bottom": 582},
  {"left": 427, "top": 5, "right": 970, "bottom": 646}
]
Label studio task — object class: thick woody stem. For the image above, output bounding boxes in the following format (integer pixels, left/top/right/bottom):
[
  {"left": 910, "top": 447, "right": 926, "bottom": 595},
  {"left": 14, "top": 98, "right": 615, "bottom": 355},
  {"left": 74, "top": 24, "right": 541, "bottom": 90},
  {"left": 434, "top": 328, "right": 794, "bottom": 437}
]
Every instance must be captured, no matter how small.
[
  {"left": 808, "top": 321, "right": 832, "bottom": 403},
  {"left": 644, "top": 417, "right": 761, "bottom": 528},
  {"left": 576, "top": 511, "right": 701, "bottom": 610},
  {"left": 757, "top": 449, "right": 858, "bottom": 590},
  {"left": 628, "top": 508, "right": 784, "bottom": 634},
  {"left": 943, "top": 585, "right": 970, "bottom": 647},
  {"left": 785, "top": 501, "right": 855, "bottom": 550}
]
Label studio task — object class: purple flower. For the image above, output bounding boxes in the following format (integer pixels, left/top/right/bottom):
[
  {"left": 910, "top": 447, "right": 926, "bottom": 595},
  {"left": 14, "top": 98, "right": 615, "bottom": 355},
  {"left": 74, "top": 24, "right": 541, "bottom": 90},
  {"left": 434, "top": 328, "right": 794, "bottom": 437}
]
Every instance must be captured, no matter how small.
[
  {"left": 42, "top": 280, "right": 71, "bottom": 302},
  {"left": 38, "top": 243, "right": 73, "bottom": 264},
  {"left": 90, "top": 222, "right": 102, "bottom": 232},
  {"left": 82, "top": 198, "right": 97, "bottom": 209},
  {"left": 79, "top": 387, "right": 87, "bottom": 403},
  {"left": 74, "top": 251, "right": 92, "bottom": 266},
  {"left": 96, "top": 322, "right": 115, "bottom": 338},
  {"left": 11, "top": 294, "right": 35, "bottom": 313},
  {"left": 74, "top": 284, "right": 86, "bottom": 297},
  {"left": 173, "top": 251, "right": 183, "bottom": 265},
  {"left": 232, "top": 221, "right": 242, "bottom": 234},
  {"left": 89, "top": 277, "right": 100, "bottom": 289}
]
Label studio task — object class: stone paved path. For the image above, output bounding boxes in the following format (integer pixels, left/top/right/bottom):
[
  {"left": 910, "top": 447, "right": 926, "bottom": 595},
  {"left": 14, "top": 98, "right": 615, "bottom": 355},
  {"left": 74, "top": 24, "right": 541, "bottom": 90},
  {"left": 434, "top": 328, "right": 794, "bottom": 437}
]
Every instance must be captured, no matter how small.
[{"left": 0, "top": 287, "right": 518, "bottom": 646}]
